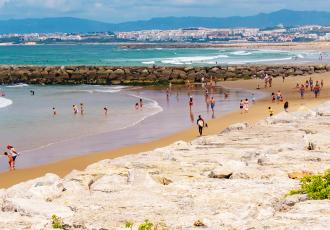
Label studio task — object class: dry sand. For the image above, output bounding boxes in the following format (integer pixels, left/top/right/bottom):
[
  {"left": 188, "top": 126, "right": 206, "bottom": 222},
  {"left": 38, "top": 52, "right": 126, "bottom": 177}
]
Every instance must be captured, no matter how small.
[{"left": 1, "top": 72, "right": 329, "bottom": 188}]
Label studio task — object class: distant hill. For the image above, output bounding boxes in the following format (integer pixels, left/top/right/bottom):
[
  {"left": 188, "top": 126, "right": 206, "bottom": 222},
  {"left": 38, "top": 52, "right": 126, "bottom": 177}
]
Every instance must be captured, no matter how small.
[
  {"left": 0, "top": 17, "right": 112, "bottom": 34},
  {"left": 0, "top": 10, "right": 330, "bottom": 34}
]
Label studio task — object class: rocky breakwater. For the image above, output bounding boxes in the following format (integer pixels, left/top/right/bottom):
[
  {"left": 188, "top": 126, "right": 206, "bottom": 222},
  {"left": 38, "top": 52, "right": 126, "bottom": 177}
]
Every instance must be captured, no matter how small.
[
  {"left": 0, "top": 64, "right": 330, "bottom": 85},
  {"left": 1, "top": 103, "right": 330, "bottom": 229}
]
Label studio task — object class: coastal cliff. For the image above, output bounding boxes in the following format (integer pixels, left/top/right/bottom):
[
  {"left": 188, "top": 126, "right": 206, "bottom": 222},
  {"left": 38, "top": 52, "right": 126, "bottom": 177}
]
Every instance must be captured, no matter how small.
[
  {"left": 1, "top": 64, "right": 330, "bottom": 85},
  {"left": 0, "top": 103, "right": 329, "bottom": 229}
]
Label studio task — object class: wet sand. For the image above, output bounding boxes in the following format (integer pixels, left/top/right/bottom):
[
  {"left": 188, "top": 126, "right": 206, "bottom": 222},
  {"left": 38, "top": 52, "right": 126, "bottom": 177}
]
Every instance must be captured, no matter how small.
[{"left": 1, "top": 72, "right": 330, "bottom": 188}]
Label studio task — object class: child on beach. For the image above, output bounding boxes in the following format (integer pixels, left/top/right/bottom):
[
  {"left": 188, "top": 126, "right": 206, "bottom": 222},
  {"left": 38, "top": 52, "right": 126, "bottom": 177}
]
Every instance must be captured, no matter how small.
[
  {"left": 135, "top": 103, "right": 139, "bottom": 110},
  {"left": 104, "top": 106, "right": 108, "bottom": 115},
  {"left": 268, "top": 107, "right": 273, "bottom": 117},
  {"left": 52, "top": 107, "right": 57, "bottom": 115},
  {"left": 3, "top": 152, "right": 14, "bottom": 171}
]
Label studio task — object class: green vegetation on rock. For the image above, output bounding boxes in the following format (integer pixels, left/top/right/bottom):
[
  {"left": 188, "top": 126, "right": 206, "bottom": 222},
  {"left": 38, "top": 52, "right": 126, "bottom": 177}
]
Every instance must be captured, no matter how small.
[
  {"left": 51, "top": 214, "right": 63, "bottom": 229},
  {"left": 289, "top": 169, "right": 330, "bottom": 200}
]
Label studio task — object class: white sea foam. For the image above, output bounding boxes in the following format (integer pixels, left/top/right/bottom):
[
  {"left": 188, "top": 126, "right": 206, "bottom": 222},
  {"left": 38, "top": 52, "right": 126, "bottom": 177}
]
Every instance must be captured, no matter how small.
[
  {"left": 231, "top": 51, "right": 252, "bottom": 56},
  {"left": 142, "top": 61, "right": 156, "bottom": 65},
  {"left": 0, "top": 97, "right": 13, "bottom": 108},
  {"left": 161, "top": 54, "right": 228, "bottom": 65},
  {"left": 6, "top": 83, "right": 29, "bottom": 88},
  {"left": 227, "top": 57, "right": 293, "bottom": 64}
]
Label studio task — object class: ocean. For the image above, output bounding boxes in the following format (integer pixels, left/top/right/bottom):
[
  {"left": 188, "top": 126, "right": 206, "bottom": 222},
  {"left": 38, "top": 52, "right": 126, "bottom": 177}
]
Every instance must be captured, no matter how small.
[
  {"left": 0, "top": 44, "right": 328, "bottom": 66},
  {"left": 0, "top": 83, "right": 265, "bottom": 171}
]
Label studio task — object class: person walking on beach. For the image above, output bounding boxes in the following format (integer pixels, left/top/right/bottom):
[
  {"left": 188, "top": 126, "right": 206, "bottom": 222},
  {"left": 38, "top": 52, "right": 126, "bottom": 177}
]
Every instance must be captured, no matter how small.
[
  {"left": 197, "top": 115, "right": 206, "bottom": 136},
  {"left": 269, "top": 76, "right": 273, "bottom": 88},
  {"left": 299, "top": 84, "right": 305, "bottom": 99},
  {"left": 135, "top": 102, "right": 139, "bottom": 110},
  {"left": 313, "top": 84, "right": 321, "bottom": 98},
  {"left": 321, "top": 79, "right": 324, "bottom": 88},
  {"left": 268, "top": 107, "right": 274, "bottom": 117},
  {"left": 7, "top": 145, "right": 19, "bottom": 170},
  {"left": 284, "top": 101, "right": 289, "bottom": 112},
  {"left": 3, "top": 152, "right": 14, "bottom": 171}
]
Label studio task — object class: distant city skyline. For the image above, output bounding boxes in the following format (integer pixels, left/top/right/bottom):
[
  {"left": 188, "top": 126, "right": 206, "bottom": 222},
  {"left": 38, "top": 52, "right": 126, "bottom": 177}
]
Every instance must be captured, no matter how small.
[{"left": 0, "top": 0, "right": 329, "bottom": 23}]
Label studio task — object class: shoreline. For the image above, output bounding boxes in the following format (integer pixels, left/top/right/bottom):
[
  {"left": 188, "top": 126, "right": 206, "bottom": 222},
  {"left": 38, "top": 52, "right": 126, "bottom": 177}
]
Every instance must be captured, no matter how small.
[{"left": 1, "top": 72, "right": 330, "bottom": 188}]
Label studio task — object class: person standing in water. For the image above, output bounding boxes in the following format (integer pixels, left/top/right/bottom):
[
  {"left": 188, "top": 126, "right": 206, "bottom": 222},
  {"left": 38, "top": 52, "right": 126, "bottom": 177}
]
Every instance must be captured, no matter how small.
[
  {"left": 7, "top": 145, "right": 19, "bottom": 170},
  {"left": 3, "top": 152, "right": 14, "bottom": 171},
  {"left": 73, "top": 105, "right": 78, "bottom": 115},
  {"left": 104, "top": 106, "right": 108, "bottom": 115},
  {"left": 139, "top": 98, "right": 143, "bottom": 108},
  {"left": 189, "top": 96, "right": 193, "bottom": 111},
  {"left": 210, "top": 97, "right": 215, "bottom": 115},
  {"left": 80, "top": 103, "right": 84, "bottom": 115},
  {"left": 240, "top": 100, "right": 244, "bottom": 114},
  {"left": 197, "top": 115, "right": 206, "bottom": 136},
  {"left": 244, "top": 98, "right": 249, "bottom": 113},
  {"left": 52, "top": 107, "right": 57, "bottom": 116}
]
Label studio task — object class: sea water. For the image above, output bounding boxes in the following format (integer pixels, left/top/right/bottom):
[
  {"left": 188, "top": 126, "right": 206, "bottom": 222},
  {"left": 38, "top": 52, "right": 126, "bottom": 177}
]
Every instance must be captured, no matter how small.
[
  {"left": 0, "top": 44, "right": 328, "bottom": 66},
  {"left": 0, "top": 84, "right": 265, "bottom": 171}
]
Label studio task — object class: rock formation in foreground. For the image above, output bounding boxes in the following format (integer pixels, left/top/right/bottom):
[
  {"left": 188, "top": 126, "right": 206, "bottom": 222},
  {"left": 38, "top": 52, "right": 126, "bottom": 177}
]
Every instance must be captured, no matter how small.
[{"left": 0, "top": 103, "right": 330, "bottom": 229}]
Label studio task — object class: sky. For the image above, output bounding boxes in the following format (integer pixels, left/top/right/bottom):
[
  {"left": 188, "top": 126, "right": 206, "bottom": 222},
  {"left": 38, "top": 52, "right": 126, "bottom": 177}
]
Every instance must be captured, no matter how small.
[{"left": 0, "top": 0, "right": 329, "bottom": 22}]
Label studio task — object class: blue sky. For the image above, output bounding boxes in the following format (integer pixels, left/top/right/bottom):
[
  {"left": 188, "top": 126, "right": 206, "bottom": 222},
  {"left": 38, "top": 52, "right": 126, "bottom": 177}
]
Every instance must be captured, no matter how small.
[{"left": 0, "top": 0, "right": 329, "bottom": 22}]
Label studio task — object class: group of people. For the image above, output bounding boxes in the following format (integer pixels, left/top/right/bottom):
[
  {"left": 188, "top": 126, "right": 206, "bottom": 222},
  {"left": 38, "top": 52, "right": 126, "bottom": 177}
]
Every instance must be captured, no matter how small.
[
  {"left": 3, "top": 145, "right": 19, "bottom": 171},
  {"left": 296, "top": 77, "right": 323, "bottom": 99}
]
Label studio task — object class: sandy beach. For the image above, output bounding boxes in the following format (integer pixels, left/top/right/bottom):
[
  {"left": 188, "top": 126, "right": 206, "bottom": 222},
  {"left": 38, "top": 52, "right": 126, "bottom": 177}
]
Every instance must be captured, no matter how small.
[{"left": 0, "top": 72, "right": 329, "bottom": 188}]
